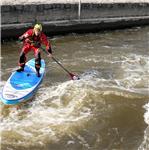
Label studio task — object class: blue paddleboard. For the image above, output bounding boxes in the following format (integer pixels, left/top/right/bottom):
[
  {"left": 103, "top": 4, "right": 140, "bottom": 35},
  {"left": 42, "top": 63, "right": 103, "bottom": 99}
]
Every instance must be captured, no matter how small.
[{"left": 1, "top": 59, "right": 45, "bottom": 105}]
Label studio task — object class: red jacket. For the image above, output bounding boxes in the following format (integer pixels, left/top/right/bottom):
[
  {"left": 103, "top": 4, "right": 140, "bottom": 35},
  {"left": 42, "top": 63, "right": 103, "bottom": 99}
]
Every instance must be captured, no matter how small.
[{"left": 21, "top": 29, "right": 52, "bottom": 53}]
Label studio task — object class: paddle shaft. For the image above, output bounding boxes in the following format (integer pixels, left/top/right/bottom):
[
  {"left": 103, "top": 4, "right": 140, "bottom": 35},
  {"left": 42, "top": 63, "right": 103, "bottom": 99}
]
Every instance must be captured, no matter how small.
[
  {"left": 51, "top": 56, "right": 72, "bottom": 75},
  {"left": 40, "top": 47, "right": 73, "bottom": 75}
]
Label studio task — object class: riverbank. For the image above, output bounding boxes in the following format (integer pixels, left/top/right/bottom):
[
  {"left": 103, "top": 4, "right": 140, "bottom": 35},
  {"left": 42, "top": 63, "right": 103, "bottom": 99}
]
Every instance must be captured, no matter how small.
[{"left": 1, "top": 2, "right": 149, "bottom": 39}]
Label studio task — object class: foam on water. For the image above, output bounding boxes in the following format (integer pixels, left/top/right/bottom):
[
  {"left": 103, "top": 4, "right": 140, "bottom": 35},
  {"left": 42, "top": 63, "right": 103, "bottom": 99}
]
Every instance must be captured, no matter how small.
[
  {"left": 144, "top": 103, "right": 149, "bottom": 125},
  {"left": 0, "top": 79, "right": 94, "bottom": 147},
  {"left": 1, "top": 53, "right": 148, "bottom": 119},
  {"left": 138, "top": 103, "right": 149, "bottom": 150},
  {"left": 1, "top": 53, "right": 148, "bottom": 144}
]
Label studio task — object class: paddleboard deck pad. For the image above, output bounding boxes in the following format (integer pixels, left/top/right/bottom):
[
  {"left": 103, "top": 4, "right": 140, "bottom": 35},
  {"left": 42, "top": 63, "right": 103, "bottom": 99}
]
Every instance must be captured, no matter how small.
[{"left": 1, "top": 59, "right": 45, "bottom": 105}]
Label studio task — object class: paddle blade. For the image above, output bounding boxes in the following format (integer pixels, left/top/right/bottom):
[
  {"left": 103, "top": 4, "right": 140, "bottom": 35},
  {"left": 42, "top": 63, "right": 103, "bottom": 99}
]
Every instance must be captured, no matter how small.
[{"left": 69, "top": 73, "right": 80, "bottom": 80}]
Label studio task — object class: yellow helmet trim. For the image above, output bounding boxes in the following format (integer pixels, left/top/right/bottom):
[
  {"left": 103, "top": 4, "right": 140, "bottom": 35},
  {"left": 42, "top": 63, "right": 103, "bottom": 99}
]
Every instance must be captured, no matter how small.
[{"left": 34, "top": 24, "right": 42, "bottom": 31}]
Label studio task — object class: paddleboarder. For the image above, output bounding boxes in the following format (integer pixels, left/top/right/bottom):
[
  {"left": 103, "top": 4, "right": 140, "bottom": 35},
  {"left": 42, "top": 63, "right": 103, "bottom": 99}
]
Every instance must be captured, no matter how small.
[{"left": 17, "top": 23, "right": 52, "bottom": 77}]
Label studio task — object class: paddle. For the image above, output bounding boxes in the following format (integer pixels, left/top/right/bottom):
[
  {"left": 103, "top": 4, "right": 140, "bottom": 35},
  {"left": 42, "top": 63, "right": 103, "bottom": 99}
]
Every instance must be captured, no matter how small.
[{"left": 40, "top": 47, "right": 80, "bottom": 80}]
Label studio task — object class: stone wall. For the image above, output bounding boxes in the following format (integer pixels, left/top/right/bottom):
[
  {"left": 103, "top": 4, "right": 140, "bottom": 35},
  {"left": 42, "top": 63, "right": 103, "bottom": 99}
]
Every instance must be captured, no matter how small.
[{"left": 1, "top": 3, "right": 149, "bottom": 39}]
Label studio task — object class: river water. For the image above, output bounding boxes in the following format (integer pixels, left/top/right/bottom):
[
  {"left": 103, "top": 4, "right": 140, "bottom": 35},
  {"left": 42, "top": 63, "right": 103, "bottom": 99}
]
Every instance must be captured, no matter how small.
[{"left": 1, "top": 26, "right": 149, "bottom": 150}]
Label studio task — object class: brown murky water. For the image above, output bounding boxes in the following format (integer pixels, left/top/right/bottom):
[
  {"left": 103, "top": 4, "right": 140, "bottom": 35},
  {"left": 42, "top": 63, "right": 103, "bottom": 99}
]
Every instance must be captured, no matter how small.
[{"left": 1, "top": 26, "right": 149, "bottom": 150}]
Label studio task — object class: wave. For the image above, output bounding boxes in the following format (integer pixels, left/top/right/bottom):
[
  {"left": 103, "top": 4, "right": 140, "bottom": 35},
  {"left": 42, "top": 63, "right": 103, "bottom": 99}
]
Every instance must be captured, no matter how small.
[{"left": 1, "top": 52, "right": 149, "bottom": 149}]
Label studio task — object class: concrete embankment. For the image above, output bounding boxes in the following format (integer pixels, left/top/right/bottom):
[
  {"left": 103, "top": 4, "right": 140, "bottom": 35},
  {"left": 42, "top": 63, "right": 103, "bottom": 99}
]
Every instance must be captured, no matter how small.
[{"left": 1, "top": 3, "right": 149, "bottom": 39}]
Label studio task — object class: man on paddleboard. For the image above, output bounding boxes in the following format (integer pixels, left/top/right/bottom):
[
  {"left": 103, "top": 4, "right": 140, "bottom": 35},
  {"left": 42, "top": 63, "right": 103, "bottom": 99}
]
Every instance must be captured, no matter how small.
[{"left": 17, "top": 24, "right": 52, "bottom": 77}]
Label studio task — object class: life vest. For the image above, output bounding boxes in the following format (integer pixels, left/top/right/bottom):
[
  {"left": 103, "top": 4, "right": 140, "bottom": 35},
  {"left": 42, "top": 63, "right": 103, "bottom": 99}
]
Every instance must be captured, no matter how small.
[
  {"left": 22, "top": 29, "right": 50, "bottom": 49},
  {"left": 29, "top": 31, "right": 41, "bottom": 42},
  {"left": 27, "top": 30, "right": 41, "bottom": 47}
]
